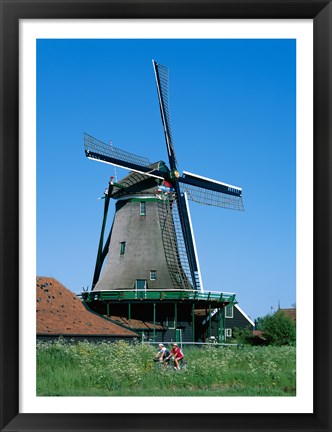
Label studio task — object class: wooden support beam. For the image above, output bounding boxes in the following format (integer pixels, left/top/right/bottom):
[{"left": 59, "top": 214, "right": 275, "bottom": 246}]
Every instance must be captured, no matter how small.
[
  {"left": 192, "top": 303, "right": 195, "bottom": 342},
  {"left": 153, "top": 303, "right": 156, "bottom": 341}
]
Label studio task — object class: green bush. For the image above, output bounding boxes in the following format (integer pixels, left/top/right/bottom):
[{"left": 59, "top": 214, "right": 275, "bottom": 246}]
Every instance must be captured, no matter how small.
[
  {"left": 257, "top": 312, "right": 296, "bottom": 346},
  {"left": 232, "top": 327, "right": 253, "bottom": 345}
]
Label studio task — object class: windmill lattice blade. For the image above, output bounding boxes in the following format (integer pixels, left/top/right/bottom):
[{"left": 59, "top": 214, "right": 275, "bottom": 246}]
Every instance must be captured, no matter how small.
[
  {"left": 84, "top": 133, "right": 165, "bottom": 180},
  {"left": 181, "top": 184, "right": 244, "bottom": 210},
  {"left": 176, "top": 193, "right": 202, "bottom": 291},
  {"left": 157, "top": 198, "right": 193, "bottom": 290},
  {"left": 179, "top": 172, "right": 244, "bottom": 211},
  {"left": 152, "top": 60, "right": 177, "bottom": 171},
  {"left": 84, "top": 133, "right": 150, "bottom": 166}
]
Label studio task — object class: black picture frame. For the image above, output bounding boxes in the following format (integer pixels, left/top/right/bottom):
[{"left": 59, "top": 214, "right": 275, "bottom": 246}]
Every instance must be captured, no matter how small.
[{"left": 1, "top": 1, "right": 331, "bottom": 431}]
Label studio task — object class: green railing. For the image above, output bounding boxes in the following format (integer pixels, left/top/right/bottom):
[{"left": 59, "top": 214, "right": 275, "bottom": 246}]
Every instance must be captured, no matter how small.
[{"left": 82, "top": 289, "right": 237, "bottom": 304}]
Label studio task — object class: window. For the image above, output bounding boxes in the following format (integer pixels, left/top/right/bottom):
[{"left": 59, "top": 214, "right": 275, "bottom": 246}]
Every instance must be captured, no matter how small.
[
  {"left": 175, "top": 273, "right": 182, "bottom": 284},
  {"left": 225, "top": 305, "right": 233, "bottom": 318},
  {"left": 150, "top": 270, "right": 157, "bottom": 281},
  {"left": 120, "top": 242, "right": 126, "bottom": 255},
  {"left": 140, "top": 202, "right": 146, "bottom": 216},
  {"left": 135, "top": 279, "right": 147, "bottom": 290},
  {"left": 225, "top": 328, "right": 232, "bottom": 338}
]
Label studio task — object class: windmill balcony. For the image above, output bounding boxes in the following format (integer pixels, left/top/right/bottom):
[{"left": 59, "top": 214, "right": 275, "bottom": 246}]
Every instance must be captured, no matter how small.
[{"left": 81, "top": 289, "right": 237, "bottom": 306}]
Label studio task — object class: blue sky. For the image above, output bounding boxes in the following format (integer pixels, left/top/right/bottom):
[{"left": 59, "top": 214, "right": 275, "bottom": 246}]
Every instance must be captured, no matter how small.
[{"left": 37, "top": 38, "right": 296, "bottom": 321}]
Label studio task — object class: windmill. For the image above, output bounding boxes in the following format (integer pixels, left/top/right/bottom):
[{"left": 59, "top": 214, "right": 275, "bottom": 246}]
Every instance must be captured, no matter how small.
[{"left": 84, "top": 60, "right": 244, "bottom": 297}]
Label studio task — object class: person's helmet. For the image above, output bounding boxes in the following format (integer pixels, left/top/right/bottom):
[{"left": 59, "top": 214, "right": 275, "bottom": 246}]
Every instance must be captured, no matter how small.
[{"left": 159, "top": 343, "right": 164, "bottom": 347}]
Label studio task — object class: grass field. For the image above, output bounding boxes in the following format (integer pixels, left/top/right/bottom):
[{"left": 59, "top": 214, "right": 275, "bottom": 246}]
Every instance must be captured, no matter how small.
[{"left": 36, "top": 339, "right": 296, "bottom": 396}]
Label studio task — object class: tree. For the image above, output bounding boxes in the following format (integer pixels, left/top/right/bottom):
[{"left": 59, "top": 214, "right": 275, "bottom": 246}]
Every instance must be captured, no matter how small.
[
  {"left": 232, "top": 327, "right": 253, "bottom": 345},
  {"left": 257, "top": 311, "right": 296, "bottom": 346}
]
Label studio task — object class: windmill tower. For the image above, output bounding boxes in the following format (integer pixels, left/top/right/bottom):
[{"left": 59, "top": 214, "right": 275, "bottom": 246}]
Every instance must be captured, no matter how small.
[{"left": 83, "top": 61, "right": 244, "bottom": 343}]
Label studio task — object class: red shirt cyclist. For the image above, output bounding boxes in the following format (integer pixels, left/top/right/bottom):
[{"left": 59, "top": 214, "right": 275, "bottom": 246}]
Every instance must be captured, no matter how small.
[{"left": 166, "top": 343, "right": 184, "bottom": 370}]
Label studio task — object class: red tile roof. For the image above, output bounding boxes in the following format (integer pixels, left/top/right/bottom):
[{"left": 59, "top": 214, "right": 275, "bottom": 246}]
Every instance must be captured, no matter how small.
[
  {"left": 253, "top": 330, "right": 264, "bottom": 337},
  {"left": 108, "top": 315, "right": 164, "bottom": 330},
  {"left": 277, "top": 308, "right": 296, "bottom": 322},
  {"left": 36, "top": 276, "right": 138, "bottom": 337}
]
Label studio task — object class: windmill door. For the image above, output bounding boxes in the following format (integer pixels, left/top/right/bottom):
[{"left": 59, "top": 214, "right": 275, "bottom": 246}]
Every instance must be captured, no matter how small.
[{"left": 135, "top": 279, "right": 147, "bottom": 291}]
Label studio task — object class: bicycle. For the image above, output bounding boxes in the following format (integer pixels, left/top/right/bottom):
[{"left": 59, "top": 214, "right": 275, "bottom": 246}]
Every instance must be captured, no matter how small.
[
  {"left": 153, "top": 357, "right": 170, "bottom": 370},
  {"left": 163, "top": 357, "right": 188, "bottom": 371},
  {"left": 153, "top": 356, "right": 188, "bottom": 371}
]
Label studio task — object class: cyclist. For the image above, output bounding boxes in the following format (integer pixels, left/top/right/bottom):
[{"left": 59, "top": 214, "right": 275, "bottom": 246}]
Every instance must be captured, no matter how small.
[
  {"left": 154, "top": 343, "right": 170, "bottom": 364},
  {"left": 166, "top": 343, "right": 184, "bottom": 370}
]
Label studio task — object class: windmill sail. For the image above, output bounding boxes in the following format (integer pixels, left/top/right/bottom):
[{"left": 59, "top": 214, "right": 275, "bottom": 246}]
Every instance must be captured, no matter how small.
[
  {"left": 175, "top": 193, "right": 202, "bottom": 291},
  {"left": 179, "top": 171, "right": 244, "bottom": 211},
  {"left": 84, "top": 133, "right": 166, "bottom": 180},
  {"left": 152, "top": 60, "right": 177, "bottom": 171}
]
